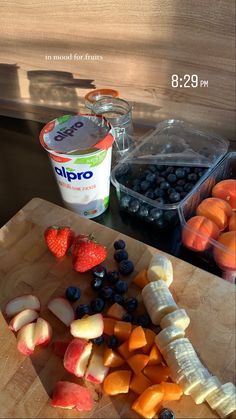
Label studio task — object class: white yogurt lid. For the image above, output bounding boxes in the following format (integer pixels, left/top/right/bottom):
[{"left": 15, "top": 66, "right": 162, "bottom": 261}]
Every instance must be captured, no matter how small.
[{"left": 40, "top": 114, "right": 111, "bottom": 154}]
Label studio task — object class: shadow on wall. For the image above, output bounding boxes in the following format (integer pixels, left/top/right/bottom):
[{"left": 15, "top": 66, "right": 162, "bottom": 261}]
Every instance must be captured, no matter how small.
[
  {"left": 27, "top": 70, "right": 96, "bottom": 107},
  {"left": 0, "top": 63, "right": 21, "bottom": 99}
]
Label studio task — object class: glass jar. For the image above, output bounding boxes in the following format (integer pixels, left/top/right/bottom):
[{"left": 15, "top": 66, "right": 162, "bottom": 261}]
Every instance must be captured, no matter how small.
[
  {"left": 92, "top": 97, "right": 134, "bottom": 162},
  {"left": 85, "top": 88, "right": 119, "bottom": 110}
]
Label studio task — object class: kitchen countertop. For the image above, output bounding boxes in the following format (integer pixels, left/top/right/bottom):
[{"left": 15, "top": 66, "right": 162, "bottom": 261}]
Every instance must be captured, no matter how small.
[{"left": 1, "top": 115, "right": 235, "bottom": 277}]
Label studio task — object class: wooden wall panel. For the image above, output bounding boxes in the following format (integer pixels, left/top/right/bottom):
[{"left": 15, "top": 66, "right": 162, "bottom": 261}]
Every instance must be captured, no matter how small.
[{"left": 0, "top": 0, "right": 235, "bottom": 139}]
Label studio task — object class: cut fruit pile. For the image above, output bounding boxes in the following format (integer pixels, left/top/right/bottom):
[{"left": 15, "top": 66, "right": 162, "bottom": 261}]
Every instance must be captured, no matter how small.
[{"left": 4, "top": 230, "right": 236, "bottom": 419}]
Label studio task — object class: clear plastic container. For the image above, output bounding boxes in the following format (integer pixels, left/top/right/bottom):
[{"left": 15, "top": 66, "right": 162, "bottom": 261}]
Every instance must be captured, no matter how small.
[
  {"left": 111, "top": 120, "right": 229, "bottom": 230},
  {"left": 179, "top": 152, "right": 236, "bottom": 283}
]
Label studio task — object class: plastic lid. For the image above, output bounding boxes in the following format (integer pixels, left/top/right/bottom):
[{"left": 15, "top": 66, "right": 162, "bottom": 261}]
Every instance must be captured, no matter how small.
[
  {"left": 125, "top": 120, "right": 229, "bottom": 167},
  {"left": 40, "top": 114, "right": 114, "bottom": 154}
]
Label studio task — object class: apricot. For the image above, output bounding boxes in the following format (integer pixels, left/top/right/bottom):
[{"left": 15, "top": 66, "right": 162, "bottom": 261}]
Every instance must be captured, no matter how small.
[
  {"left": 229, "top": 213, "right": 236, "bottom": 231},
  {"left": 212, "top": 179, "right": 236, "bottom": 210},
  {"left": 213, "top": 231, "right": 236, "bottom": 271},
  {"left": 196, "top": 197, "right": 232, "bottom": 231},
  {"left": 182, "top": 215, "right": 220, "bottom": 252}
]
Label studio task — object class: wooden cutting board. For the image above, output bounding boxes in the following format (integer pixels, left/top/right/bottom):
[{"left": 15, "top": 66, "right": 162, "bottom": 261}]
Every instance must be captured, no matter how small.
[{"left": 0, "top": 198, "right": 235, "bottom": 419}]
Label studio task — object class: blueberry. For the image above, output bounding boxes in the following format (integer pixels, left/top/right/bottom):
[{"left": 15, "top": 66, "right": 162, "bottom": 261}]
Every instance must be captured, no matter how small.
[
  {"left": 99, "top": 286, "right": 113, "bottom": 301},
  {"left": 124, "top": 297, "right": 138, "bottom": 312},
  {"left": 90, "top": 297, "right": 105, "bottom": 313},
  {"left": 156, "top": 176, "right": 165, "bottom": 184},
  {"left": 187, "top": 173, "right": 198, "bottom": 182},
  {"left": 92, "top": 265, "right": 107, "bottom": 279},
  {"left": 166, "top": 166, "right": 175, "bottom": 174},
  {"left": 169, "top": 191, "right": 181, "bottom": 203},
  {"left": 160, "top": 181, "right": 170, "bottom": 190},
  {"left": 146, "top": 173, "right": 156, "bottom": 183},
  {"left": 107, "top": 335, "right": 118, "bottom": 348},
  {"left": 146, "top": 215, "right": 155, "bottom": 223},
  {"left": 132, "top": 178, "right": 140, "bottom": 186},
  {"left": 119, "top": 260, "right": 134, "bottom": 276},
  {"left": 140, "top": 180, "right": 151, "bottom": 192},
  {"left": 115, "top": 280, "right": 129, "bottom": 294},
  {"left": 107, "top": 270, "right": 119, "bottom": 284},
  {"left": 158, "top": 408, "right": 175, "bottom": 419},
  {"left": 132, "top": 184, "right": 141, "bottom": 193},
  {"left": 76, "top": 304, "right": 91, "bottom": 318},
  {"left": 145, "top": 190, "right": 155, "bottom": 199},
  {"left": 176, "top": 179, "right": 185, "bottom": 186},
  {"left": 167, "top": 173, "right": 177, "bottom": 183},
  {"left": 114, "top": 239, "right": 126, "bottom": 250},
  {"left": 154, "top": 187, "right": 165, "bottom": 198},
  {"left": 149, "top": 208, "right": 163, "bottom": 220},
  {"left": 183, "top": 167, "right": 191, "bottom": 174},
  {"left": 175, "top": 168, "right": 185, "bottom": 179},
  {"left": 114, "top": 249, "right": 128, "bottom": 262},
  {"left": 138, "top": 205, "right": 149, "bottom": 218},
  {"left": 167, "top": 187, "right": 176, "bottom": 196},
  {"left": 66, "top": 286, "right": 81, "bottom": 302},
  {"left": 91, "top": 277, "right": 104, "bottom": 291},
  {"left": 128, "top": 199, "right": 140, "bottom": 213},
  {"left": 164, "top": 210, "right": 178, "bottom": 224},
  {"left": 155, "top": 218, "right": 168, "bottom": 228},
  {"left": 92, "top": 335, "right": 105, "bottom": 345},
  {"left": 120, "top": 195, "right": 131, "bottom": 209},
  {"left": 137, "top": 314, "right": 151, "bottom": 327},
  {"left": 112, "top": 294, "right": 125, "bottom": 305},
  {"left": 184, "top": 182, "right": 194, "bottom": 192},
  {"left": 122, "top": 312, "right": 133, "bottom": 322},
  {"left": 155, "top": 197, "right": 165, "bottom": 205},
  {"left": 194, "top": 167, "right": 202, "bottom": 173},
  {"left": 175, "top": 185, "right": 183, "bottom": 193}
]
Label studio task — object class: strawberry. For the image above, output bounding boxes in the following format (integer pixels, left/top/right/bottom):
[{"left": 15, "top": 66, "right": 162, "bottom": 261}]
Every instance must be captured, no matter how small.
[
  {"left": 72, "top": 234, "right": 107, "bottom": 272},
  {"left": 44, "top": 226, "right": 75, "bottom": 258}
]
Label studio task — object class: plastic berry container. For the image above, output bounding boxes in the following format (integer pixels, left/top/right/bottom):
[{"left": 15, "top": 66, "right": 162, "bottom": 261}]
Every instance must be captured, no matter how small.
[
  {"left": 111, "top": 120, "right": 229, "bottom": 231},
  {"left": 179, "top": 152, "right": 236, "bottom": 283}
]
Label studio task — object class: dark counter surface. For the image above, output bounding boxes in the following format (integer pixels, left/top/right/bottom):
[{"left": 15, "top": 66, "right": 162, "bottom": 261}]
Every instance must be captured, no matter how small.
[{"left": 1, "top": 115, "right": 235, "bottom": 277}]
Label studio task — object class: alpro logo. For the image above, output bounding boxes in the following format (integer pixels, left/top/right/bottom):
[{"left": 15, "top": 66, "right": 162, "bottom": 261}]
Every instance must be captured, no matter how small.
[
  {"left": 54, "top": 121, "right": 84, "bottom": 141},
  {"left": 55, "top": 166, "right": 93, "bottom": 182}
]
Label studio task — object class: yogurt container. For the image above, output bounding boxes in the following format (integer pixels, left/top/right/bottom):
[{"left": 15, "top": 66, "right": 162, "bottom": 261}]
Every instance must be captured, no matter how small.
[{"left": 40, "top": 114, "right": 114, "bottom": 218}]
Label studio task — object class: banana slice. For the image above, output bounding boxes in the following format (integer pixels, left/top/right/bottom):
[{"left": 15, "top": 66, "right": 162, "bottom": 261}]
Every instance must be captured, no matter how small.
[
  {"left": 142, "top": 283, "right": 178, "bottom": 325},
  {"left": 142, "top": 280, "right": 168, "bottom": 299},
  {"left": 162, "top": 337, "right": 196, "bottom": 357},
  {"left": 189, "top": 376, "right": 221, "bottom": 405},
  {"left": 178, "top": 368, "right": 211, "bottom": 395},
  {"left": 155, "top": 326, "right": 185, "bottom": 352},
  {"left": 147, "top": 254, "right": 173, "bottom": 287},
  {"left": 206, "top": 382, "right": 236, "bottom": 410},
  {"left": 160, "top": 308, "right": 190, "bottom": 331},
  {"left": 215, "top": 392, "right": 236, "bottom": 418}
]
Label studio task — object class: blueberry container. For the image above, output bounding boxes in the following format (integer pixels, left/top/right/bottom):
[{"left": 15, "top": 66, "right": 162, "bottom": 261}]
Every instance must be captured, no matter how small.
[
  {"left": 179, "top": 152, "right": 236, "bottom": 283},
  {"left": 111, "top": 120, "right": 228, "bottom": 230}
]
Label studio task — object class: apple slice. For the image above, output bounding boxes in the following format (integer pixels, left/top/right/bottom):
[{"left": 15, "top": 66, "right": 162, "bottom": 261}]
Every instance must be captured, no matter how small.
[
  {"left": 17, "top": 322, "right": 36, "bottom": 355},
  {"left": 64, "top": 338, "right": 93, "bottom": 378},
  {"left": 48, "top": 297, "right": 75, "bottom": 326},
  {"left": 5, "top": 295, "right": 40, "bottom": 318},
  {"left": 51, "top": 381, "right": 94, "bottom": 411},
  {"left": 9, "top": 309, "right": 39, "bottom": 332},
  {"left": 34, "top": 317, "right": 52, "bottom": 346},
  {"left": 70, "top": 313, "right": 104, "bottom": 339},
  {"left": 85, "top": 350, "right": 109, "bottom": 384}
]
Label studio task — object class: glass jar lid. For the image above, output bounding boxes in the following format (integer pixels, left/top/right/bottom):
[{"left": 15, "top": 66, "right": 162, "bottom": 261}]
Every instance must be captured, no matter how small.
[{"left": 85, "top": 88, "right": 119, "bottom": 109}]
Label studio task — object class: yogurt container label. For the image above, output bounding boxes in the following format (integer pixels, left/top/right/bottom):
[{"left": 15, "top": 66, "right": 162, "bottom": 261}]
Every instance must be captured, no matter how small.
[{"left": 40, "top": 114, "right": 114, "bottom": 218}]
